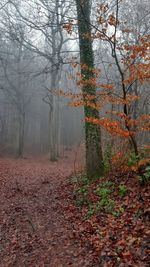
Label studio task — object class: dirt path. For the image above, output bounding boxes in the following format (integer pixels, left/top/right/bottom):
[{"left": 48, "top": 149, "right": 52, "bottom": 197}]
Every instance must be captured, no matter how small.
[{"left": 0, "top": 156, "right": 93, "bottom": 267}]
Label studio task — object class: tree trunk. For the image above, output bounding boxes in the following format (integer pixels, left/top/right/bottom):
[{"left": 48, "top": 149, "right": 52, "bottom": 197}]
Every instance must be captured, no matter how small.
[
  {"left": 49, "top": 72, "right": 57, "bottom": 161},
  {"left": 18, "top": 112, "right": 25, "bottom": 158},
  {"left": 49, "top": 104, "right": 57, "bottom": 161},
  {"left": 76, "top": 0, "right": 104, "bottom": 178}
]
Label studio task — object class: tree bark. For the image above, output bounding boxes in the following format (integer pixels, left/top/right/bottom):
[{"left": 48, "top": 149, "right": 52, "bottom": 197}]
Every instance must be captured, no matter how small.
[
  {"left": 48, "top": 74, "right": 57, "bottom": 161},
  {"left": 75, "top": 0, "right": 104, "bottom": 178},
  {"left": 18, "top": 112, "right": 25, "bottom": 158}
]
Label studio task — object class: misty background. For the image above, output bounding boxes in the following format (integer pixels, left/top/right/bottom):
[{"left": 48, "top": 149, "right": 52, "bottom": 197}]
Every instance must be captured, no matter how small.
[{"left": 0, "top": 0, "right": 149, "bottom": 159}]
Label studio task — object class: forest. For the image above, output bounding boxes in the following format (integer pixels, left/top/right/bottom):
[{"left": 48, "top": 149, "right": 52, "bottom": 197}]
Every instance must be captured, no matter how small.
[{"left": 0, "top": 0, "right": 149, "bottom": 266}]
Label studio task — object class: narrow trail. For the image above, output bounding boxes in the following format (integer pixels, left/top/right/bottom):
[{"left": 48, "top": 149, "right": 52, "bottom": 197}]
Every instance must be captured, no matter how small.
[{"left": 0, "top": 155, "right": 93, "bottom": 267}]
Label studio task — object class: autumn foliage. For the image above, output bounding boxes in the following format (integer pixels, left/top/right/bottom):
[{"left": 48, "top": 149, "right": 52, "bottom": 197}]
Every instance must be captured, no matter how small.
[{"left": 62, "top": 1, "right": 150, "bottom": 162}]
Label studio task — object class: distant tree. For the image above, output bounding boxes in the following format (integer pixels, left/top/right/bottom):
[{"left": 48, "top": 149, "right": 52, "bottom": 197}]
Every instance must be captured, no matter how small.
[
  {"left": 0, "top": 24, "right": 34, "bottom": 157},
  {"left": 6, "top": 0, "right": 76, "bottom": 160}
]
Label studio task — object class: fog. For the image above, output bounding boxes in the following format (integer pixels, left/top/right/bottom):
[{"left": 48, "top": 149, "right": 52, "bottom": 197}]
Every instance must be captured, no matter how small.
[
  {"left": 0, "top": 0, "right": 149, "bottom": 159},
  {"left": 0, "top": 0, "right": 84, "bottom": 159}
]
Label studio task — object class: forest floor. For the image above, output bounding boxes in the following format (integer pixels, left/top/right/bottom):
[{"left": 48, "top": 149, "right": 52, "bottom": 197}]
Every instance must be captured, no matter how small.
[{"left": 0, "top": 153, "right": 149, "bottom": 267}]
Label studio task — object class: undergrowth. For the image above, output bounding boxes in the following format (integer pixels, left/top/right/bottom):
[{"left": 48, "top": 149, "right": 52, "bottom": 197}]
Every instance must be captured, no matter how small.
[
  {"left": 72, "top": 147, "right": 150, "bottom": 220},
  {"left": 73, "top": 173, "right": 130, "bottom": 218}
]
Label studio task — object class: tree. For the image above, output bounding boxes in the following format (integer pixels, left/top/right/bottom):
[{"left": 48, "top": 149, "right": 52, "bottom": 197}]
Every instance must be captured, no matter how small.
[
  {"left": 63, "top": 0, "right": 149, "bottom": 169},
  {"left": 6, "top": 0, "right": 76, "bottom": 161},
  {"left": 0, "top": 35, "right": 33, "bottom": 157},
  {"left": 75, "top": 0, "right": 104, "bottom": 178},
  {"left": 82, "top": 0, "right": 150, "bottom": 157}
]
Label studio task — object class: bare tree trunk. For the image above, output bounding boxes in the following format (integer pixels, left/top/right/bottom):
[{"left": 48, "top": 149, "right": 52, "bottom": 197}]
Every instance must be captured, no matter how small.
[
  {"left": 48, "top": 72, "right": 57, "bottom": 161},
  {"left": 56, "top": 95, "right": 61, "bottom": 157},
  {"left": 18, "top": 112, "right": 25, "bottom": 158},
  {"left": 49, "top": 106, "right": 57, "bottom": 161}
]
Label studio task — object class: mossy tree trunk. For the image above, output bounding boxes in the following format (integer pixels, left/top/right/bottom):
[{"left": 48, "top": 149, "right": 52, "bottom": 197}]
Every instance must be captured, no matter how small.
[{"left": 76, "top": 0, "right": 104, "bottom": 178}]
